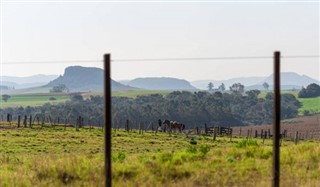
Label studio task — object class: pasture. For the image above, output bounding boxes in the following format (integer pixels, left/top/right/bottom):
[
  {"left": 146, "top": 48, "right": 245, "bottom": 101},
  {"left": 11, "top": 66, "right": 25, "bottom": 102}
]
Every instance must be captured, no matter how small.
[
  {"left": 0, "top": 123, "right": 319, "bottom": 186},
  {"left": 0, "top": 93, "right": 69, "bottom": 108}
]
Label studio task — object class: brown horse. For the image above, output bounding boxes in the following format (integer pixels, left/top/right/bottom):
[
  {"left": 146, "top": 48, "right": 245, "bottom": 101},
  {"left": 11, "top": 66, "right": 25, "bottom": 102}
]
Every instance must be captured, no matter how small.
[{"left": 163, "top": 119, "right": 185, "bottom": 133}]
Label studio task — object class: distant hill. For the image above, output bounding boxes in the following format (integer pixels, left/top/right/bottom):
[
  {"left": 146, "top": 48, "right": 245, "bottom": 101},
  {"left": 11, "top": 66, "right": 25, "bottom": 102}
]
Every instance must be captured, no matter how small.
[
  {"left": 191, "top": 72, "right": 319, "bottom": 91},
  {"left": 262, "top": 72, "right": 319, "bottom": 87},
  {"left": 46, "top": 66, "right": 136, "bottom": 92},
  {"left": 191, "top": 77, "right": 266, "bottom": 90},
  {"left": 247, "top": 72, "right": 319, "bottom": 90},
  {"left": 1, "top": 74, "right": 58, "bottom": 89},
  {"left": 127, "top": 77, "right": 197, "bottom": 90}
]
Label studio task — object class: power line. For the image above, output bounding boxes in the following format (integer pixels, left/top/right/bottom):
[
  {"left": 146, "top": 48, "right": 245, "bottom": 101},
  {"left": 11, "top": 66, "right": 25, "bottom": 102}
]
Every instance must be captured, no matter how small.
[
  {"left": 1, "top": 55, "right": 319, "bottom": 64},
  {"left": 1, "top": 60, "right": 102, "bottom": 65}
]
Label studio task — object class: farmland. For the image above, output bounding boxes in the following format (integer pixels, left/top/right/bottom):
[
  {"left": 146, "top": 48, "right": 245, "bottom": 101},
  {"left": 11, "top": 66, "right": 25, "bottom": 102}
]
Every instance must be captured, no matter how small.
[
  {"left": 0, "top": 123, "right": 319, "bottom": 186},
  {"left": 0, "top": 93, "right": 69, "bottom": 108}
]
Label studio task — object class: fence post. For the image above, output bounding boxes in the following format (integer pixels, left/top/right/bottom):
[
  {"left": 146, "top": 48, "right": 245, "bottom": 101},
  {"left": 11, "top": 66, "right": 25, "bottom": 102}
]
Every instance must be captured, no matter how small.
[
  {"left": 239, "top": 127, "right": 242, "bottom": 137},
  {"left": 29, "top": 115, "right": 32, "bottom": 128},
  {"left": 23, "top": 115, "right": 27, "bottom": 128},
  {"left": 213, "top": 127, "right": 217, "bottom": 141},
  {"left": 17, "top": 115, "right": 21, "bottom": 128},
  {"left": 205, "top": 123, "right": 208, "bottom": 135},
  {"left": 295, "top": 131, "right": 299, "bottom": 145},
  {"left": 272, "top": 51, "right": 281, "bottom": 187},
  {"left": 104, "top": 53, "right": 112, "bottom": 187}
]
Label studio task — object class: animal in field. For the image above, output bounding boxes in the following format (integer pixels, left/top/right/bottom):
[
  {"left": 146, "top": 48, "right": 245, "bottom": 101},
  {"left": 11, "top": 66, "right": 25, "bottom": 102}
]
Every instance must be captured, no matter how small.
[{"left": 162, "top": 119, "right": 185, "bottom": 133}]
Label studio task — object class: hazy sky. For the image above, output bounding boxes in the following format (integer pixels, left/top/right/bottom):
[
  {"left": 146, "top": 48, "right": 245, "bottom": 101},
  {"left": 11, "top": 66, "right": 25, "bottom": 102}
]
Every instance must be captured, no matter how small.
[{"left": 1, "top": 1, "right": 319, "bottom": 81}]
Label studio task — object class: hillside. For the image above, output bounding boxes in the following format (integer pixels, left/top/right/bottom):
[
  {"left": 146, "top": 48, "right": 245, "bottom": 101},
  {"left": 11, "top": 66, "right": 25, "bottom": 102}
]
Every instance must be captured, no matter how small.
[
  {"left": 127, "top": 77, "right": 197, "bottom": 90},
  {"left": 0, "top": 74, "right": 58, "bottom": 89},
  {"left": 46, "top": 66, "right": 136, "bottom": 92}
]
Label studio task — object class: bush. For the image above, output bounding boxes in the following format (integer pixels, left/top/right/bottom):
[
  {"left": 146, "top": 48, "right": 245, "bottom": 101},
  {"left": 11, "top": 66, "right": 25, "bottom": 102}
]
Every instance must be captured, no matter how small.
[
  {"left": 49, "top": 97, "right": 57, "bottom": 101},
  {"left": 298, "top": 83, "right": 320, "bottom": 98}
]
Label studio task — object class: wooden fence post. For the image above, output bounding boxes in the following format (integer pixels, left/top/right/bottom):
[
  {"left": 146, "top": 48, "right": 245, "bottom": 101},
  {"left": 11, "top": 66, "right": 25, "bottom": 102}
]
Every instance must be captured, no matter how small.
[
  {"left": 213, "top": 127, "right": 217, "bottom": 141},
  {"left": 205, "top": 123, "right": 208, "bottom": 135},
  {"left": 23, "top": 115, "right": 27, "bottom": 128},
  {"left": 17, "top": 115, "right": 21, "bottom": 128},
  {"left": 295, "top": 131, "right": 299, "bottom": 145},
  {"left": 29, "top": 115, "right": 32, "bottom": 128}
]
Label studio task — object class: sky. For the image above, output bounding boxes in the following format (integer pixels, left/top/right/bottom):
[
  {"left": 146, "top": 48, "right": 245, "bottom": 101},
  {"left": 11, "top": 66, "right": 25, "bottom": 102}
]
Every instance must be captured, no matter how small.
[{"left": 0, "top": 1, "right": 319, "bottom": 81}]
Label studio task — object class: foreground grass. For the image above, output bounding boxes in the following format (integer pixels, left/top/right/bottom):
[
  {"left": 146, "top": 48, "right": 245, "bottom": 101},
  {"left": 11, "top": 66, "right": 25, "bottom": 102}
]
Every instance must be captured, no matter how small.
[{"left": 0, "top": 124, "right": 319, "bottom": 186}]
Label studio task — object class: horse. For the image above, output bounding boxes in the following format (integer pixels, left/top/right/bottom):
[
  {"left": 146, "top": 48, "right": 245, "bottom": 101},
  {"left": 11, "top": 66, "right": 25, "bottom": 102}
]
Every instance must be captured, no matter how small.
[{"left": 162, "top": 119, "right": 185, "bottom": 133}]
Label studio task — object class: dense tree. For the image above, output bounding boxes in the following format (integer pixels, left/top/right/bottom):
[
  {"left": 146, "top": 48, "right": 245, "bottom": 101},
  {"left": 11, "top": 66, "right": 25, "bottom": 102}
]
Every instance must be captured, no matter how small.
[
  {"left": 229, "top": 83, "right": 245, "bottom": 94},
  {"left": 298, "top": 83, "right": 320, "bottom": 98},
  {"left": 1, "top": 90, "right": 302, "bottom": 128}
]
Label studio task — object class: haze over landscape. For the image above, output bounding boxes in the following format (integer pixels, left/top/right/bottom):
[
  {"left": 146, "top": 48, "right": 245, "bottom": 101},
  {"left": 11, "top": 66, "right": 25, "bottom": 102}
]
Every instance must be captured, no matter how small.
[
  {"left": 1, "top": 2, "right": 319, "bottom": 82},
  {"left": 1, "top": 2, "right": 320, "bottom": 186}
]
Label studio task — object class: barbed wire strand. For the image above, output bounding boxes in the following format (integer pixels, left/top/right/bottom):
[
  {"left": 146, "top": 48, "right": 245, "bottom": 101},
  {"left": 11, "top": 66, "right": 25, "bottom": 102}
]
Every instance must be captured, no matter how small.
[{"left": 1, "top": 55, "right": 319, "bottom": 64}]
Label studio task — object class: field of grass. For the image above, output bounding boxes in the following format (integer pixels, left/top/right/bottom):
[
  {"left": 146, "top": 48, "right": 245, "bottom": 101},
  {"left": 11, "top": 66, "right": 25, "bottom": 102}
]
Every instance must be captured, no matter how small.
[
  {"left": 0, "top": 93, "right": 69, "bottom": 108},
  {"left": 259, "top": 91, "right": 320, "bottom": 116},
  {"left": 111, "top": 90, "right": 172, "bottom": 98},
  {"left": 298, "top": 97, "right": 320, "bottom": 115},
  {"left": 0, "top": 123, "right": 319, "bottom": 186}
]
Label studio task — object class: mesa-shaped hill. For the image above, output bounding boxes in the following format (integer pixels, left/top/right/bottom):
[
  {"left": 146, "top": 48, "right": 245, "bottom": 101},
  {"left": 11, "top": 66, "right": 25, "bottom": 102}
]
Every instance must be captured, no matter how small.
[{"left": 46, "top": 66, "right": 136, "bottom": 92}]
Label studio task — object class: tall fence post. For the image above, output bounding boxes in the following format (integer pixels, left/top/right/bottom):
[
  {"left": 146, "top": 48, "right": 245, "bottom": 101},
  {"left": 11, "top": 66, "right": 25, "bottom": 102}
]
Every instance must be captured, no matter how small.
[
  {"left": 104, "top": 53, "right": 112, "bottom": 187},
  {"left": 273, "top": 51, "right": 281, "bottom": 187}
]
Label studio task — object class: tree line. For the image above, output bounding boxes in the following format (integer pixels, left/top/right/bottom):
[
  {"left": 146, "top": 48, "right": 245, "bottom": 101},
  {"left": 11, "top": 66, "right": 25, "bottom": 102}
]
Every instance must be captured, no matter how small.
[{"left": 0, "top": 90, "right": 301, "bottom": 129}]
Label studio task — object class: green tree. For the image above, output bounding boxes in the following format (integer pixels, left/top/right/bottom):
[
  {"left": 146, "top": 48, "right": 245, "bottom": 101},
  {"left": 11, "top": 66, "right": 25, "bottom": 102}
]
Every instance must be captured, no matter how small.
[
  {"left": 2, "top": 94, "right": 11, "bottom": 102},
  {"left": 262, "top": 82, "right": 269, "bottom": 90},
  {"left": 50, "top": 84, "right": 69, "bottom": 93},
  {"left": 229, "top": 83, "right": 245, "bottom": 94},
  {"left": 207, "top": 82, "right": 214, "bottom": 91},
  {"left": 218, "top": 83, "right": 226, "bottom": 92},
  {"left": 298, "top": 83, "right": 320, "bottom": 98}
]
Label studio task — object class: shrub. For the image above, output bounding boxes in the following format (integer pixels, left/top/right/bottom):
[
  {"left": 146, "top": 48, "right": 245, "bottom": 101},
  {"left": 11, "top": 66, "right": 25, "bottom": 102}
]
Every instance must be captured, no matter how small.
[
  {"left": 190, "top": 139, "right": 197, "bottom": 145},
  {"left": 49, "top": 97, "right": 57, "bottom": 101}
]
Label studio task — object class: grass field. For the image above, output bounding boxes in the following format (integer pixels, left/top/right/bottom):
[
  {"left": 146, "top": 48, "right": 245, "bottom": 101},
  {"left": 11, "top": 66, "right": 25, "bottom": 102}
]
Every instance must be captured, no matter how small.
[
  {"left": 0, "top": 124, "right": 319, "bottom": 186},
  {"left": 298, "top": 97, "right": 320, "bottom": 115},
  {"left": 111, "top": 90, "right": 172, "bottom": 97},
  {"left": 0, "top": 93, "right": 69, "bottom": 108}
]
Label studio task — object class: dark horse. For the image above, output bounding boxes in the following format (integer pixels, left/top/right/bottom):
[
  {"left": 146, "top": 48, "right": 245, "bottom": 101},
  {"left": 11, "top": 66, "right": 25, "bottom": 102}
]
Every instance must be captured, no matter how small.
[{"left": 163, "top": 119, "right": 185, "bottom": 133}]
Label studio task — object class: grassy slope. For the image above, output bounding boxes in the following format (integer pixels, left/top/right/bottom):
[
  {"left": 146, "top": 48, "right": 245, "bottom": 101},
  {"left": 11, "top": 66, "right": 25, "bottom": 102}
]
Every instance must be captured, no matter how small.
[{"left": 0, "top": 125, "right": 319, "bottom": 186}]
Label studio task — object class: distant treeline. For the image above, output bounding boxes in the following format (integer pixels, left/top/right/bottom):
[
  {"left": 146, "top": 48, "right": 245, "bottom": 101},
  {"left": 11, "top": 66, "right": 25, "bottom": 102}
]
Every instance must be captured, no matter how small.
[{"left": 0, "top": 90, "right": 301, "bottom": 128}]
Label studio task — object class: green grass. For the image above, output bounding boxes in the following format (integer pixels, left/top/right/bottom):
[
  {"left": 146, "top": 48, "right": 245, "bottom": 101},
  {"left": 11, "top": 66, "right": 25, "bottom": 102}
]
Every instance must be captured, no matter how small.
[
  {"left": 0, "top": 93, "right": 69, "bottom": 108},
  {"left": 259, "top": 91, "right": 320, "bottom": 116},
  {"left": 298, "top": 96, "right": 320, "bottom": 115},
  {"left": 0, "top": 124, "right": 319, "bottom": 186},
  {"left": 0, "top": 90, "right": 171, "bottom": 108},
  {"left": 112, "top": 90, "right": 172, "bottom": 98}
]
